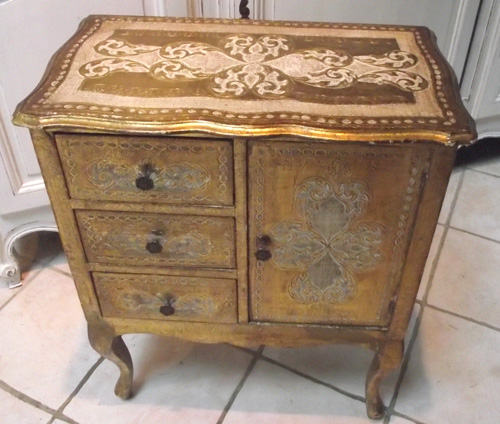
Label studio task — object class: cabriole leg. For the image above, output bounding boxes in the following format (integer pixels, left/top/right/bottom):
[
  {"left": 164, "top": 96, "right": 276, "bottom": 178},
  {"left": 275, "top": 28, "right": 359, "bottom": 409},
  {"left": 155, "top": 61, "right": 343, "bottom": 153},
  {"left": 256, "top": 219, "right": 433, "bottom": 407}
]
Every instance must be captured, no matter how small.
[
  {"left": 88, "top": 322, "right": 133, "bottom": 399},
  {"left": 365, "top": 340, "right": 403, "bottom": 419}
]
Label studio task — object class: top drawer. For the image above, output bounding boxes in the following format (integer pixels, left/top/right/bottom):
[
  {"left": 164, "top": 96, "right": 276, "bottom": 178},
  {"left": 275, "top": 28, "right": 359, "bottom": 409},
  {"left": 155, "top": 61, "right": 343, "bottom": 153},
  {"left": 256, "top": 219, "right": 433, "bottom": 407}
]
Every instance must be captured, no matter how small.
[{"left": 56, "top": 134, "right": 234, "bottom": 206}]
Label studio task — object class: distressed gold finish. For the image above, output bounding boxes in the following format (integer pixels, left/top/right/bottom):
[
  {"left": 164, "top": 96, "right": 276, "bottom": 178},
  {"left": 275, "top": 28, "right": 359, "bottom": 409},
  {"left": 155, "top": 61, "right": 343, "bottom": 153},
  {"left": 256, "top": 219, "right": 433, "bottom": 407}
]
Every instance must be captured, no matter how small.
[
  {"left": 93, "top": 272, "right": 237, "bottom": 324},
  {"left": 13, "top": 16, "right": 475, "bottom": 144},
  {"left": 248, "top": 140, "right": 430, "bottom": 326},
  {"left": 56, "top": 134, "right": 233, "bottom": 206},
  {"left": 76, "top": 210, "right": 236, "bottom": 269},
  {"left": 13, "top": 15, "right": 476, "bottom": 420}
]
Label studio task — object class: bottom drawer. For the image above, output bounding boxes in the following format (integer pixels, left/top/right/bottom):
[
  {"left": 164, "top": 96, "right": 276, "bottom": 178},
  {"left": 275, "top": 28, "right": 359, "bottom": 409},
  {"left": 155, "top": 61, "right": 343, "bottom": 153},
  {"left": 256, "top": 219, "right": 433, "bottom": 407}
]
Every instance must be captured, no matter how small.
[{"left": 93, "top": 272, "right": 237, "bottom": 324}]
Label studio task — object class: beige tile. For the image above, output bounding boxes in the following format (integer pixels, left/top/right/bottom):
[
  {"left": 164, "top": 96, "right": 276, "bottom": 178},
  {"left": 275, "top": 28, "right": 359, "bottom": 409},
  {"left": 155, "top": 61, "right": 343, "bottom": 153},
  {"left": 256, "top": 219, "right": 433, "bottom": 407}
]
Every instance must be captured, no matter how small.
[
  {"left": 262, "top": 305, "right": 420, "bottom": 403},
  {"left": 428, "top": 228, "right": 500, "bottom": 328},
  {"left": 451, "top": 170, "right": 500, "bottom": 241},
  {"left": 224, "top": 360, "right": 370, "bottom": 424},
  {"left": 416, "top": 224, "right": 445, "bottom": 301},
  {"left": 395, "top": 308, "right": 500, "bottom": 423},
  {"left": 0, "top": 284, "right": 23, "bottom": 309},
  {"left": 63, "top": 336, "right": 254, "bottom": 424},
  {"left": 0, "top": 269, "right": 100, "bottom": 409},
  {"left": 438, "top": 168, "right": 463, "bottom": 224},
  {"left": 0, "top": 388, "right": 52, "bottom": 424}
]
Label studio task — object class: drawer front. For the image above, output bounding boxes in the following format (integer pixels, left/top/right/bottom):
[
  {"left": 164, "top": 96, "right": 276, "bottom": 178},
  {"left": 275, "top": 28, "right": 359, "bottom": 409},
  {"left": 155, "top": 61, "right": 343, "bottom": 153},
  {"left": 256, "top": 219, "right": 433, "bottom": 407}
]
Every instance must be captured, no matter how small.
[
  {"left": 77, "top": 210, "right": 235, "bottom": 268},
  {"left": 248, "top": 141, "right": 432, "bottom": 326},
  {"left": 93, "top": 272, "right": 237, "bottom": 323},
  {"left": 56, "top": 134, "right": 234, "bottom": 206}
]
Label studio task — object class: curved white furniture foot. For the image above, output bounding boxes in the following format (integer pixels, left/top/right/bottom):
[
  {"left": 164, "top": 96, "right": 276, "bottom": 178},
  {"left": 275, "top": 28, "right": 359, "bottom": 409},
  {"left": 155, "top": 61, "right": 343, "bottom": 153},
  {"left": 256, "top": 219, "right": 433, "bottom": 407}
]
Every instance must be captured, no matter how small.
[{"left": 0, "top": 222, "right": 58, "bottom": 288}]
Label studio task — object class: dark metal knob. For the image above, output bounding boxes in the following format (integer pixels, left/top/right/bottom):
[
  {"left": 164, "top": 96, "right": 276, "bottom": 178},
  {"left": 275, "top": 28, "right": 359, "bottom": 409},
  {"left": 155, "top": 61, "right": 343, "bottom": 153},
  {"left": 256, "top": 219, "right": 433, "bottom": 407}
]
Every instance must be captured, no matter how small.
[
  {"left": 255, "top": 234, "right": 272, "bottom": 261},
  {"left": 136, "top": 163, "right": 156, "bottom": 191},
  {"left": 135, "top": 175, "right": 154, "bottom": 191},
  {"left": 257, "top": 235, "right": 272, "bottom": 248},
  {"left": 255, "top": 249, "right": 272, "bottom": 262},
  {"left": 159, "top": 296, "right": 176, "bottom": 316},
  {"left": 146, "top": 240, "right": 162, "bottom": 254}
]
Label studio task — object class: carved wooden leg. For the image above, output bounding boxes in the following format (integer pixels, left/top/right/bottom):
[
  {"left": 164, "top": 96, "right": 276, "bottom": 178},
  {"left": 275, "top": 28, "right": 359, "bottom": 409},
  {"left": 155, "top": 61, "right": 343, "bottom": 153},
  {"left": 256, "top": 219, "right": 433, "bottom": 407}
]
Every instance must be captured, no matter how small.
[
  {"left": 88, "top": 323, "right": 133, "bottom": 399},
  {"left": 365, "top": 340, "right": 403, "bottom": 419}
]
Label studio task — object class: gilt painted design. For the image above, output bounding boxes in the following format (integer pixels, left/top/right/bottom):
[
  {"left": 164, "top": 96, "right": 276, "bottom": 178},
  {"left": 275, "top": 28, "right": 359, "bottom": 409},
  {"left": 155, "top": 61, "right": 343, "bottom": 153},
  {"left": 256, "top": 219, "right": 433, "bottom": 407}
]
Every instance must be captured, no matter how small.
[
  {"left": 87, "top": 158, "right": 210, "bottom": 192},
  {"left": 93, "top": 273, "right": 237, "bottom": 323},
  {"left": 13, "top": 17, "right": 476, "bottom": 144},
  {"left": 56, "top": 135, "right": 234, "bottom": 206},
  {"left": 120, "top": 292, "right": 216, "bottom": 317},
  {"left": 79, "top": 33, "right": 428, "bottom": 99},
  {"left": 102, "top": 227, "right": 214, "bottom": 260},
  {"left": 270, "top": 162, "right": 385, "bottom": 305},
  {"left": 77, "top": 211, "right": 236, "bottom": 268}
]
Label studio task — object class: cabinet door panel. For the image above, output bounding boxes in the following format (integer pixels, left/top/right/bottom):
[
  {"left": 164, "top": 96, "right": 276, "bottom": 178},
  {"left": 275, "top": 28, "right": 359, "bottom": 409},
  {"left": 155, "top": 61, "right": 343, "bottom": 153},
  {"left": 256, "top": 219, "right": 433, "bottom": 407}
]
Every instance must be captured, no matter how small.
[{"left": 248, "top": 141, "right": 431, "bottom": 326}]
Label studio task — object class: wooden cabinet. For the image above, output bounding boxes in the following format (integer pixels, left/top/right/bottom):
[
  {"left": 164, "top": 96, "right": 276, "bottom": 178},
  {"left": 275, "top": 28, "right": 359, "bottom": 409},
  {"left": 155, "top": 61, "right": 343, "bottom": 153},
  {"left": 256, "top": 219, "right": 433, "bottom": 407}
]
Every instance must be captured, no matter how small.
[{"left": 13, "top": 16, "right": 475, "bottom": 419}]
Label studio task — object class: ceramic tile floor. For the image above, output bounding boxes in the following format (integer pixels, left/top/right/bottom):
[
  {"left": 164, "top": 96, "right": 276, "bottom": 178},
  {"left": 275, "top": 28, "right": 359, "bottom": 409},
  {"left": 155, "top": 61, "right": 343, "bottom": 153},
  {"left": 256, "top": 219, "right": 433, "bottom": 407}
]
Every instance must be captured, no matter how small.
[{"left": 1, "top": 139, "right": 500, "bottom": 424}]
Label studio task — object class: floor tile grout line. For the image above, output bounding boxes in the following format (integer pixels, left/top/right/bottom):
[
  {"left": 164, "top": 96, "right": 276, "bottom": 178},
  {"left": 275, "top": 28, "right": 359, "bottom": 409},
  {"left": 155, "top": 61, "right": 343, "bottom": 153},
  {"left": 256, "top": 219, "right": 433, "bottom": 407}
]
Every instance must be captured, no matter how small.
[
  {"left": 259, "top": 354, "right": 367, "bottom": 404},
  {"left": 464, "top": 166, "right": 500, "bottom": 180},
  {"left": 391, "top": 410, "right": 427, "bottom": 424},
  {"left": 425, "top": 303, "right": 500, "bottom": 333},
  {"left": 0, "top": 379, "right": 59, "bottom": 417},
  {"left": 448, "top": 224, "right": 500, "bottom": 245},
  {"left": 231, "top": 345, "right": 370, "bottom": 405},
  {"left": 216, "top": 345, "right": 264, "bottom": 424},
  {"left": 49, "top": 266, "right": 74, "bottom": 278},
  {"left": 0, "top": 245, "right": 65, "bottom": 312},
  {"left": 444, "top": 168, "right": 466, "bottom": 228},
  {"left": 47, "top": 415, "right": 79, "bottom": 424},
  {"left": 428, "top": 168, "right": 500, "bottom": 332},
  {"left": 47, "top": 357, "right": 104, "bottom": 424},
  {"left": 382, "top": 257, "right": 436, "bottom": 423},
  {"left": 0, "top": 267, "right": 44, "bottom": 312},
  {"left": 382, "top": 168, "right": 466, "bottom": 424},
  {"left": 227, "top": 344, "right": 261, "bottom": 356}
]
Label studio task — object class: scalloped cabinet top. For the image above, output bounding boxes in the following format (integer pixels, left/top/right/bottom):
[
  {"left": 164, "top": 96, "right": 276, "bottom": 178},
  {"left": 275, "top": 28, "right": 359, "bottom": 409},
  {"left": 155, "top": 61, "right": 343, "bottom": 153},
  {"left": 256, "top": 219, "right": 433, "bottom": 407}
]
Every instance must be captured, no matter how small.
[{"left": 14, "top": 15, "right": 475, "bottom": 144}]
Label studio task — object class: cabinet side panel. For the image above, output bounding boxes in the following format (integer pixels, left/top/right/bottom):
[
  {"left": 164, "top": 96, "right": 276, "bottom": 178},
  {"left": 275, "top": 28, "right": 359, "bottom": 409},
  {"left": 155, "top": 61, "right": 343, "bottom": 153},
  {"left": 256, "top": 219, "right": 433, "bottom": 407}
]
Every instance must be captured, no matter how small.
[
  {"left": 388, "top": 144, "right": 456, "bottom": 339},
  {"left": 30, "top": 129, "right": 101, "bottom": 322}
]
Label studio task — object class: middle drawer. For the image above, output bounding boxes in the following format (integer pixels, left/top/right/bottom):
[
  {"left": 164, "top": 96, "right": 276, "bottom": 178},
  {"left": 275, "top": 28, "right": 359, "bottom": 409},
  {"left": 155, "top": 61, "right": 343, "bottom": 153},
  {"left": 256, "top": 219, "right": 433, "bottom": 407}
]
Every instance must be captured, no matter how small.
[{"left": 76, "top": 210, "right": 236, "bottom": 269}]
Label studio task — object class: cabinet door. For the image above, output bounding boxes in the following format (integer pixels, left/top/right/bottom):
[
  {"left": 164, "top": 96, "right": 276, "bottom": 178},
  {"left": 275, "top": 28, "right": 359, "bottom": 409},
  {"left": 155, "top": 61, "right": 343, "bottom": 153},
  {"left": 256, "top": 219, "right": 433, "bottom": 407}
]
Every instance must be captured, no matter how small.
[{"left": 248, "top": 141, "right": 431, "bottom": 326}]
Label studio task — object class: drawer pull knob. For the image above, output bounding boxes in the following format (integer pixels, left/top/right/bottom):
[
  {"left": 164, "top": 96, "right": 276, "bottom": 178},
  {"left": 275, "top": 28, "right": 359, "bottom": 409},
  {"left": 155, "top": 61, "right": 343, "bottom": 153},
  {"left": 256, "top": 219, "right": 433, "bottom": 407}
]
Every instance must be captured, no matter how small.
[
  {"left": 159, "top": 296, "right": 176, "bottom": 317},
  {"left": 136, "top": 176, "right": 154, "bottom": 191},
  {"left": 255, "top": 249, "right": 272, "bottom": 262},
  {"left": 146, "top": 240, "right": 163, "bottom": 254},
  {"left": 256, "top": 235, "right": 272, "bottom": 248},
  {"left": 255, "top": 235, "right": 272, "bottom": 262},
  {"left": 136, "top": 163, "right": 156, "bottom": 191}
]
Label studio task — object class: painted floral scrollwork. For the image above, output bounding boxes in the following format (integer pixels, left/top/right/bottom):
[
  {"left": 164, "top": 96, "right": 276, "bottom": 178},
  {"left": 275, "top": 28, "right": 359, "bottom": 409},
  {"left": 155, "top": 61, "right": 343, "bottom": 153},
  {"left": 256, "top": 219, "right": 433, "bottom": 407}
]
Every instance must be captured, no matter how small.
[
  {"left": 270, "top": 163, "right": 385, "bottom": 305},
  {"left": 79, "top": 33, "right": 429, "bottom": 98},
  {"left": 120, "top": 291, "right": 215, "bottom": 317},
  {"left": 86, "top": 158, "right": 210, "bottom": 193},
  {"left": 102, "top": 228, "right": 214, "bottom": 260}
]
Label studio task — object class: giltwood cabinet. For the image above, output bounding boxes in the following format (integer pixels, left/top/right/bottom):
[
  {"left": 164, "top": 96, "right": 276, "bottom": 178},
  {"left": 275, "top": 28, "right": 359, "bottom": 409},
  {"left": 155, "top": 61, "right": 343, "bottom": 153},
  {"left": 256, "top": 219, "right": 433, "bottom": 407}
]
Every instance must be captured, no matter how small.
[{"left": 13, "top": 16, "right": 475, "bottom": 419}]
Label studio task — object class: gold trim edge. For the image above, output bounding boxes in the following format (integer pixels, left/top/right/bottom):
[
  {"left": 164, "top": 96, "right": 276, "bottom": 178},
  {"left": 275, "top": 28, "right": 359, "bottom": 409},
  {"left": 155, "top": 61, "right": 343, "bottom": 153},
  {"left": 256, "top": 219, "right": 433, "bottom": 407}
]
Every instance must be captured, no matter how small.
[{"left": 13, "top": 113, "right": 476, "bottom": 145}]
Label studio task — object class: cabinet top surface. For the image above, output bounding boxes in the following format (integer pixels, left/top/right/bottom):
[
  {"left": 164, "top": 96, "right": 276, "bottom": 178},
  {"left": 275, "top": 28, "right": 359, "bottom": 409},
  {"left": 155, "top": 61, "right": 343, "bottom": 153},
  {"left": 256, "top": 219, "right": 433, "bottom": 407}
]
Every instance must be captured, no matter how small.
[{"left": 14, "top": 15, "right": 475, "bottom": 144}]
